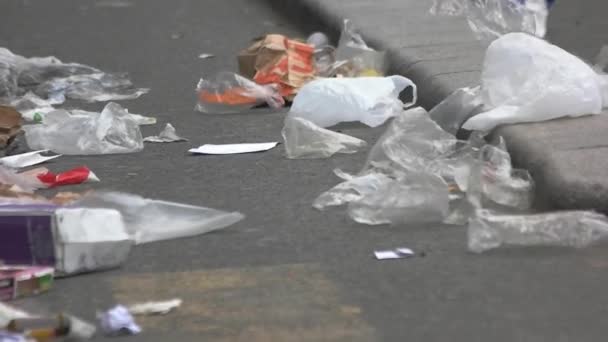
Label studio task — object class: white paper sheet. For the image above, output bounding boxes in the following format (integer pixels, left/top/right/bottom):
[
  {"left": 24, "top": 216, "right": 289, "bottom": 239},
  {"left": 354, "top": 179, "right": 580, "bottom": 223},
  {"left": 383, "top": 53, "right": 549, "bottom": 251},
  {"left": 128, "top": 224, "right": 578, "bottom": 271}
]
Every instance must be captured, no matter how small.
[
  {"left": 189, "top": 142, "right": 279, "bottom": 155},
  {"left": 0, "top": 150, "right": 61, "bottom": 169},
  {"left": 374, "top": 248, "right": 414, "bottom": 260}
]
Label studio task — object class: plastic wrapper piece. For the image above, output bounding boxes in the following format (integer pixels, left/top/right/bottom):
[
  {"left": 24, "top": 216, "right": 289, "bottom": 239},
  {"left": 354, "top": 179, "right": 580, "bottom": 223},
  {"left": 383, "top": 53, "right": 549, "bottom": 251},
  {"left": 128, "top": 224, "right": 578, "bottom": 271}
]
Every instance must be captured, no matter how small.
[
  {"left": 143, "top": 123, "right": 187, "bottom": 143},
  {"left": 128, "top": 299, "right": 182, "bottom": 316},
  {"left": 429, "top": 86, "right": 484, "bottom": 135},
  {"left": 23, "top": 102, "right": 144, "bottom": 155},
  {"left": 195, "top": 72, "right": 284, "bottom": 114},
  {"left": 430, "top": 0, "right": 548, "bottom": 40},
  {"left": 468, "top": 210, "right": 608, "bottom": 253},
  {"left": 72, "top": 191, "right": 245, "bottom": 244},
  {"left": 289, "top": 76, "right": 416, "bottom": 128},
  {"left": 334, "top": 19, "right": 387, "bottom": 77},
  {"left": 98, "top": 305, "right": 141, "bottom": 336},
  {"left": 281, "top": 117, "right": 367, "bottom": 159},
  {"left": 463, "top": 33, "right": 606, "bottom": 131}
]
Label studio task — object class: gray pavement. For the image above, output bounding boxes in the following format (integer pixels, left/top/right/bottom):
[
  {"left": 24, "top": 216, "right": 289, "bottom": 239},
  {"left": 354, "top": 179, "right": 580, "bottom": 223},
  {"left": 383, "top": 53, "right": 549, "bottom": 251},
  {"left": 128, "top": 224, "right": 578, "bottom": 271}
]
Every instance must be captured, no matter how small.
[{"left": 2, "top": 1, "right": 608, "bottom": 341}]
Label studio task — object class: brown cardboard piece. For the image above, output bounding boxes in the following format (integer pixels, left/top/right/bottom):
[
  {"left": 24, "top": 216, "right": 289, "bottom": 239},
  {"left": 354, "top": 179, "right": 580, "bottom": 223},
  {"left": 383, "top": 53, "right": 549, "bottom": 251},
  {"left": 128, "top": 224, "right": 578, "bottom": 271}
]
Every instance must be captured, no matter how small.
[{"left": 0, "top": 106, "right": 22, "bottom": 147}]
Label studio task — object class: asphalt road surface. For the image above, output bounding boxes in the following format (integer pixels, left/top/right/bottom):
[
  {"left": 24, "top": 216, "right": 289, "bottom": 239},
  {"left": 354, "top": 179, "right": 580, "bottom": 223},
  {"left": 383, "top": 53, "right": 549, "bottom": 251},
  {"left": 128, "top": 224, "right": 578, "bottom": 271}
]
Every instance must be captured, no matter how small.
[{"left": 2, "top": 1, "right": 608, "bottom": 341}]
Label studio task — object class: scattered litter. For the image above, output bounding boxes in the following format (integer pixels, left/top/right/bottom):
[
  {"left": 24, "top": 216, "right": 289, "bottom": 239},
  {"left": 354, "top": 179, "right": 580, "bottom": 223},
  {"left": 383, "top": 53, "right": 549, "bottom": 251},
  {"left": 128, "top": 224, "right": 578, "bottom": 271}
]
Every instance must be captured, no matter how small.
[
  {"left": 0, "top": 106, "right": 22, "bottom": 148},
  {"left": 98, "top": 305, "right": 141, "bottom": 336},
  {"left": 9, "top": 92, "right": 57, "bottom": 122},
  {"left": 143, "top": 123, "right": 187, "bottom": 143},
  {"left": 429, "top": 86, "right": 483, "bottom": 135},
  {"left": 0, "top": 165, "right": 46, "bottom": 192},
  {"left": 6, "top": 313, "right": 96, "bottom": 340},
  {"left": 195, "top": 72, "right": 285, "bottom": 113},
  {"left": 0, "top": 266, "right": 54, "bottom": 301},
  {"left": 289, "top": 75, "right": 416, "bottom": 128},
  {"left": 463, "top": 33, "right": 607, "bottom": 131},
  {"left": 468, "top": 210, "right": 608, "bottom": 253},
  {"left": 282, "top": 116, "right": 367, "bottom": 159},
  {"left": 198, "top": 53, "right": 215, "bottom": 59},
  {"left": 0, "top": 331, "right": 26, "bottom": 342},
  {"left": 0, "top": 150, "right": 61, "bottom": 169},
  {"left": 171, "top": 33, "right": 183, "bottom": 40},
  {"left": 72, "top": 191, "right": 245, "bottom": 244},
  {"left": 374, "top": 248, "right": 414, "bottom": 260},
  {"left": 238, "top": 34, "right": 315, "bottom": 99},
  {"left": 128, "top": 299, "right": 182, "bottom": 316},
  {"left": 189, "top": 142, "right": 278, "bottom": 155},
  {"left": 0, "top": 303, "right": 30, "bottom": 328},
  {"left": 430, "top": 0, "right": 548, "bottom": 40},
  {"left": 37, "top": 166, "right": 100, "bottom": 187},
  {"left": 334, "top": 19, "right": 387, "bottom": 77},
  {"left": 23, "top": 102, "right": 144, "bottom": 155}
]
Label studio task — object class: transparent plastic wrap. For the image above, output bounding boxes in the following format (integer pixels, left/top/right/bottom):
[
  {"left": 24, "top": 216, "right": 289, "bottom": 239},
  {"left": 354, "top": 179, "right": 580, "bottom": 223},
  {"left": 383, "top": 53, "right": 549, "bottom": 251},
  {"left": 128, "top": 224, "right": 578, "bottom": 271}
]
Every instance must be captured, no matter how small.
[
  {"left": 334, "top": 19, "right": 387, "bottom": 77},
  {"left": 429, "top": 86, "right": 484, "bottom": 135},
  {"left": 468, "top": 210, "right": 608, "bottom": 253},
  {"left": 281, "top": 116, "right": 367, "bottom": 159},
  {"left": 289, "top": 75, "right": 416, "bottom": 128},
  {"left": 463, "top": 33, "right": 605, "bottom": 131},
  {"left": 72, "top": 191, "right": 245, "bottom": 244},
  {"left": 23, "top": 102, "right": 144, "bottom": 155},
  {"left": 195, "top": 72, "right": 285, "bottom": 114},
  {"left": 430, "top": 0, "right": 548, "bottom": 40}
]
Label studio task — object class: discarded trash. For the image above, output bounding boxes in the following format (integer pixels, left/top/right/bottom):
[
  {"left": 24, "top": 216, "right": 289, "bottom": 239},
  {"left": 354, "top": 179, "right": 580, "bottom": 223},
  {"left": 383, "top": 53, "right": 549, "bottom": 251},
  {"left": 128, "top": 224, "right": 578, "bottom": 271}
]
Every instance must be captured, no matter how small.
[
  {"left": 98, "top": 306, "right": 141, "bottom": 336},
  {"left": 72, "top": 191, "right": 245, "bottom": 244},
  {"left": 198, "top": 53, "right": 215, "bottom": 59},
  {"left": 143, "top": 123, "right": 187, "bottom": 143},
  {"left": 0, "top": 106, "right": 21, "bottom": 148},
  {"left": 0, "top": 165, "right": 46, "bottom": 192},
  {"left": 128, "top": 299, "right": 182, "bottom": 316},
  {"left": 289, "top": 76, "right": 416, "bottom": 128},
  {"left": 468, "top": 210, "right": 608, "bottom": 253},
  {"left": 0, "top": 150, "right": 61, "bottom": 169},
  {"left": 9, "top": 92, "right": 57, "bottom": 122},
  {"left": 7, "top": 314, "right": 97, "bottom": 341},
  {"left": 189, "top": 142, "right": 278, "bottom": 155},
  {"left": 195, "top": 72, "right": 285, "bottom": 113},
  {"left": 23, "top": 102, "right": 144, "bottom": 155},
  {"left": 0, "top": 331, "right": 26, "bottom": 342},
  {"left": 463, "top": 33, "right": 606, "bottom": 131},
  {"left": 0, "top": 303, "right": 30, "bottom": 329},
  {"left": 335, "top": 19, "right": 387, "bottom": 77},
  {"left": 37, "top": 166, "right": 100, "bottom": 188},
  {"left": 430, "top": 0, "right": 548, "bottom": 40},
  {"left": 0, "top": 266, "right": 54, "bottom": 301},
  {"left": 238, "top": 34, "right": 315, "bottom": 99},
  {"left": 429, "top": 86, "right": 483, "bottom": 135},
  {"left": 374, "top": 248, "right": 414, "bottom": 260},
  {"left": 0, "top": 206, "right": 132, "bottom": 276},
  {"left": 282, "top": 117, "right": 367, "bottom": 159}
]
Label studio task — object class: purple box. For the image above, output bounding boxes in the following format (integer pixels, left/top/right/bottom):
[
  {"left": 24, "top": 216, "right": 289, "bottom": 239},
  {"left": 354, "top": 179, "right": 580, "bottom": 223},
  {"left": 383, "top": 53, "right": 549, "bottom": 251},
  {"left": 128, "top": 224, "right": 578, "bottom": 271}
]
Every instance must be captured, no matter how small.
[{"left": 0, "top": 205, "right": 58, "bottom": 267}]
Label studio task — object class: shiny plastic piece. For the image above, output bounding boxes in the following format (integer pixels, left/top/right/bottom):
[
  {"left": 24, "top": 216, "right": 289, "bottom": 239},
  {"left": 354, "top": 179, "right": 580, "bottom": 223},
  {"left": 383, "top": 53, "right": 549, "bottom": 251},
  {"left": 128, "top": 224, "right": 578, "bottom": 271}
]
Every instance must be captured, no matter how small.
[
  {"left": 143, "top": 123, "right": 187, "bottom": 143},
  {"left": 429, "top": 86, "right": 484, "bottom": 135},
  {"left": 335, "top": 20, "right": 387, "bottom": 77},
  {"left": 195, "top": 72, "right": 285, "bottom": 113},
  {"left": 463, "top": 33, "right": 606, "bottom": 131},
  {"left": 430, "top": 0, "right": 548, "bottom": 40},
  {"left": 289, "top": 75, "right": 416, "bottom": 128},
  {"left": 468, "top": 210, "right": 608, "bottom": 253},
  {"left": 72, "top": 191, "right": 245, "bottom": 244},
  {"left": 23, "top": 102, "right": 144, "bottom": 155},
  {"left": 281, "top": 116, "right": 367, "bottom": 159}
]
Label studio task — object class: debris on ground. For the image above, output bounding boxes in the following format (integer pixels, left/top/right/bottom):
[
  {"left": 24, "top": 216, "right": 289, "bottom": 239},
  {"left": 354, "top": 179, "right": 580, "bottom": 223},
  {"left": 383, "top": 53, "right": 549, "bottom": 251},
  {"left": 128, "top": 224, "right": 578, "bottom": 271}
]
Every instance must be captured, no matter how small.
[
  {"left": 6, "top": 313, "right": 97, "bottom": 340},
  {"left": 188, "top": 142, "right": 279, "bottom": 155},
  {"left": 0, "top": 266, "right": 54, "bottom": 301},
  {"left": 334, "top": 19, "right": 387, "bottom": 77},
  {"left": 289, "top": 75, "right": 416, "bottom": 128},
  {"left": 430, "top": 0, "right": 549, "bottom": 40},
  {"left": 143, "top": 123, "right": 187, "bottom": 143},
  {"left": 0, "top": 106, "right": 21, "bottom": 148},
  {"left": 37, "top": 166, "right": 100, "bottom": 187},
  {"left": 198, "top": 53, "right": 215, "bottom": 59},
  {"left": 374, "top": 248, "right": 414, "bottom": 260},
  {"left": 196, "top": 72, "right": 285, "bottom": 113},
  {"left": 127, "top": 299, "right": 182, "bottom": 316},
  {"left": 0, "top": 150, "right": 61, "bottom": 169},
  {"left": 429, "top": 86, "right": 483, "bottom": 136},
  {"left": 98, "top": 305, "right": 141, "bottom": 336},
  {"left": 462, "top": 33, "right": 608, "bottom": 131},
  {"left": 23, "top": 102, "right": 144, "bottom": 155},
  {"left": 282, "top": 116, "right": 367, "bottom": 159}
]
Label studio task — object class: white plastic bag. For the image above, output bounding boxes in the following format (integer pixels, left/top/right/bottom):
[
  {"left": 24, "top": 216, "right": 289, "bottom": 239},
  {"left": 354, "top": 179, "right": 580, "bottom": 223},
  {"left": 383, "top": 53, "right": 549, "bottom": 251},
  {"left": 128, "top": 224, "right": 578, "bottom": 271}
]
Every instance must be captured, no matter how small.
[
  {"left": 289, "top": 76, "right": 416, "bottom": 128},
  {"left": 463, "top": 33, "right": 606, "bottom": 131}
]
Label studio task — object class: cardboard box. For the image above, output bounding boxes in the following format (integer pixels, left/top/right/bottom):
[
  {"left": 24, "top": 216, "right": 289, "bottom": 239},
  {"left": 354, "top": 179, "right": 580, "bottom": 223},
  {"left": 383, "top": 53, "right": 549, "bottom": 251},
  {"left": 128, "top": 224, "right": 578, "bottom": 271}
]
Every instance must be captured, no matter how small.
[{"left": 0, "top": 266, "right": 54, "bottom": 301}]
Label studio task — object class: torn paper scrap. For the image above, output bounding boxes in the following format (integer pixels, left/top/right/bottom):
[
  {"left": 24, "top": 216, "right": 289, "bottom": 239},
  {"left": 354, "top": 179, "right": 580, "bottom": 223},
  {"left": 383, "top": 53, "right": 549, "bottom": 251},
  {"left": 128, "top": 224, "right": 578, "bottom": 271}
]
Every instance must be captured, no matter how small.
[
  {"left": 0, "top": 150, "right": 61, "bottom": 169},
  {"left": 189, "top": 142, "right": 279, "bottom": 155},
  {"left": 374, "top": 248, "right": 415, "bottom": 260},
  {"left": 143, "top": 123, "right": 187, "bottom": 143},
  {"left": 128, "top": 299, "right": 182, "bottom": 315},
  {"left": 198, "top": 54, "right": 215, "bottom": 59}
]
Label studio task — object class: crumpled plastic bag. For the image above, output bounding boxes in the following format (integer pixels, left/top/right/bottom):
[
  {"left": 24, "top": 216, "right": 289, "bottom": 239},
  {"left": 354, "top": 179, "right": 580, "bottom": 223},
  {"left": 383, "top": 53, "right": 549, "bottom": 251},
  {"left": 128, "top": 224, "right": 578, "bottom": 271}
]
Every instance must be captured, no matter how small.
[
  {"left": 143, "top": 123, "right": 187, "bottom": 143},
  {"left": 334, "top": 19, "right": 387, "bottom": 77},
  {"left": 281, "top": 116, "right": 367, "bottom": 159},
  {"left": 289, "top": 75, "right": 416, "bottom": 128},
  {"left": 430, "top": 0, "right": 548, "bottom": 40},
  {"left": 468, "top": 210, "right": 608, "bottom": 253},
  {"left": 429, "top": 86, "right": 484, "bottom": 135},
  {"left": 23, "top": 102, "right": 144, "bottom": 155},
  {"left": 0, "top": 47, "right": 148, "bottom": 105},
  {"left": 463, "top": 33, "right": 608, "bottom": 131},
  {"left": 195, "top": 72, "right": 285, "bottom": 113},
  {"left": 72, "top": 191, "right": 245, "bottom": 244},
  {"left": 98, "top": 305, "right": 141, "bottom": 336}
]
